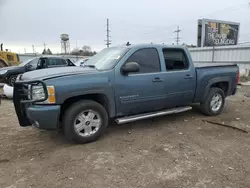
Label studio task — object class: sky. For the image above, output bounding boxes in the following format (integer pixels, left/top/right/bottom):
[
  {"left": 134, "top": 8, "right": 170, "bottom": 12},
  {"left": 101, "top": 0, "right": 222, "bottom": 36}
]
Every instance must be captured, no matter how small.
[{"left": 0, "top": 0, "right": 250, "bottom": 54}]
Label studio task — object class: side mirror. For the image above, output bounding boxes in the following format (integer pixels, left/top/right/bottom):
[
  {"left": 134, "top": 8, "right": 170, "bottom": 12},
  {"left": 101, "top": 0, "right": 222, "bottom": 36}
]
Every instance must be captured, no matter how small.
[
  {"left": 37, "top": 62, "right": 42, "bottom": 69},
  {"left": 121, "top": 62, "right": 139, "bottom": 75},
  {"left": 26, "top": 64, "right": 32, "bottom": 71}
]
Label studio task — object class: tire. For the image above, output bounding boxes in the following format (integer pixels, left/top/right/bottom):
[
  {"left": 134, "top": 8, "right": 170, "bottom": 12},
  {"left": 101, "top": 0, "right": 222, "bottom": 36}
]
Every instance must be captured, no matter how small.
[
  {"left": 63, "top": 100, "right": 109, "bottom": 144},
  {"left": 7, "top": 74, "right": 18, "bottom": 86},
  {"left": 200, "top": 87, "right": 225, "bottom": 116}
]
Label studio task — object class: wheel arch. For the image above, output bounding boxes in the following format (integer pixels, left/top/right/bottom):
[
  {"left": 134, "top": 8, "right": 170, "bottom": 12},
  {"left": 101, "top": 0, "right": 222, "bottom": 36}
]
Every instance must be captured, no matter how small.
[
  {"left": 202, "top": 76, "right": 231, "bottom": 102},
  {"left": 60, "top": 93, "right": 114, "bottom": 123}
]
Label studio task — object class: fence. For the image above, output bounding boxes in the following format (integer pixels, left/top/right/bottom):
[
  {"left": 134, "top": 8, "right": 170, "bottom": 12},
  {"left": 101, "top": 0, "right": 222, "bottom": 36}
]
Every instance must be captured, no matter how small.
[{"left": 189, "top": 45, "right": 250, "bottom": 77}]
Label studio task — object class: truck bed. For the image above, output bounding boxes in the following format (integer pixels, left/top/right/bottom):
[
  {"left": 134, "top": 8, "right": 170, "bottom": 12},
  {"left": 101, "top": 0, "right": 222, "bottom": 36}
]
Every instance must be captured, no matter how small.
[
  {"left": 193, "top": 63, "right": 239, "bottom": 103},
  {"left": 194, "top": 63, "right": 236, "bottom": 68}
]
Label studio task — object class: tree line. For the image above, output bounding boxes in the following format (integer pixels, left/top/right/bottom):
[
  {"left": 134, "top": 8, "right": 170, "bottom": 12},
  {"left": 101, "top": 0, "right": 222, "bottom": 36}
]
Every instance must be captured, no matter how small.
[
  {"left": 42, "top": 45, "right": 97, "bottom": 56},
  {"left": 70, "top": 45, "right": 97, "bottom": 56}
]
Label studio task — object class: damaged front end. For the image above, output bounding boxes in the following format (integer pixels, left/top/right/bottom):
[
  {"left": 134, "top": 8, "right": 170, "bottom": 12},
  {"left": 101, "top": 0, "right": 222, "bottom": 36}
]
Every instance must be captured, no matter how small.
[{"left": 13, "top": 78, "right": 48, "bottom": 127}]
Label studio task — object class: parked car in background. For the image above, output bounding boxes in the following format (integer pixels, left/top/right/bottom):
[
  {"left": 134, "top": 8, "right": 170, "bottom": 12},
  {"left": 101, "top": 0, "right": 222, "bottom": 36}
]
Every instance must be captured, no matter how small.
[
  {"left": 13, "top": 44, "right": 239, "bottom": 144},
  {"left": 74, "top": 58, "right": 90, "bottom": 67},
  {"left": 0, "top": 56, "right": 75, "bottom": 86}
]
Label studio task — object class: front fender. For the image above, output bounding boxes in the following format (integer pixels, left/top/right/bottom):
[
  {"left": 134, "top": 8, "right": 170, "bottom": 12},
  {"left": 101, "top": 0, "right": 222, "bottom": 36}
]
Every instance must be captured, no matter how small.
[
  {"left": 48, "top": 73, "right": 116, "bottom": 117},
  {"left": 61, "top": 91, "right": 116, "bottom": 118}
]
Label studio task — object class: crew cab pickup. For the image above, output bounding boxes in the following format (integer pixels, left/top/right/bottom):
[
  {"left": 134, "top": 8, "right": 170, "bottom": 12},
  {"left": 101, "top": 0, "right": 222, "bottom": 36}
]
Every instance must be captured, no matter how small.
[
  {"left": 0, "top": 56, "right": 75, "bottom": 86},
  {"left": 13, "top": 44, "right": 239, "bottom": 143}
]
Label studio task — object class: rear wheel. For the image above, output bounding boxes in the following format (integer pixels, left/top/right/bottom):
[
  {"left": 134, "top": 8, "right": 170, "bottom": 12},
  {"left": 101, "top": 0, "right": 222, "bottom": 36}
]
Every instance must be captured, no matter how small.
[
  {"left": 200, "top": 87, "right": 225, "bottom": 116},
  {"left": 63, "top": 100, "right": 108, "bottom": 144},
  {"left": 7, "top": 75, "right": 18, "bottom": 86}
]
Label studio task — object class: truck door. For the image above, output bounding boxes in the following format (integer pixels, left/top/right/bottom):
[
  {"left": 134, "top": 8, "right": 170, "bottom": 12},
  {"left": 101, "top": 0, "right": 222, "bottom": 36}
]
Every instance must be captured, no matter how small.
[
  {"left": 160, "top": 48, "right": 196, "bottom": 108},
  {"left": 114, "top": 48, "right": 166, "bottom": 116}
]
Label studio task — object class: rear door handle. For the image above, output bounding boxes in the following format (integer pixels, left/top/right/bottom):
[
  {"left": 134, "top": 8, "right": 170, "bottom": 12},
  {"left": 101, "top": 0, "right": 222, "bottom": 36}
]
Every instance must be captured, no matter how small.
[
  {"left": 152, "top": 77, "right": 164, "bottom": 82},
  {"left": 184, "top": 75, "right": 193, "bottom": 79}
]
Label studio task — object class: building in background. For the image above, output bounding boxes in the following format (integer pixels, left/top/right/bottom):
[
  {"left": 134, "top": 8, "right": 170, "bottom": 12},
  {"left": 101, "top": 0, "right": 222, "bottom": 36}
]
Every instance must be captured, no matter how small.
[{"left": 197, "top": 19, "right": 240, "bottom": 47}]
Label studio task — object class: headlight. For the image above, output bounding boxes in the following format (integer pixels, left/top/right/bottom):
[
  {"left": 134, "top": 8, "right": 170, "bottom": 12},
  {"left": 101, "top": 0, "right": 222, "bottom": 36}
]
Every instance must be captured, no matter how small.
[
  {"left": 31, "top": 85, "right": 56, "bottom": 103},
  {"left": 0, "top": 70, "right": 7, "bottom": 75}
]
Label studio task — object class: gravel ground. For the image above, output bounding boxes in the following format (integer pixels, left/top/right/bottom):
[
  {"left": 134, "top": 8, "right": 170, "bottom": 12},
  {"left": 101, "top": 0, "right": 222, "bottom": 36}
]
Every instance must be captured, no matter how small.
[{"left": 0, "top": 86, "right": 250, "bottom": 188}]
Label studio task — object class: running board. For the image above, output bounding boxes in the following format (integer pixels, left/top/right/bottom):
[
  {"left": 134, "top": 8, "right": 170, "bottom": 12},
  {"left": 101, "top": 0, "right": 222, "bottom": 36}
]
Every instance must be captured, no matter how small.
[{"left": 115, "top": 106, "right": 192, "bottom": 124}]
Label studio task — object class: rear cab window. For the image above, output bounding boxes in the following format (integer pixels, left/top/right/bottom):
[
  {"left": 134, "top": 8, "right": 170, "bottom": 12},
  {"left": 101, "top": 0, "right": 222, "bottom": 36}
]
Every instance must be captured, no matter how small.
[{"left": 162, "top": 48, "right": 189, "bottom": 71}]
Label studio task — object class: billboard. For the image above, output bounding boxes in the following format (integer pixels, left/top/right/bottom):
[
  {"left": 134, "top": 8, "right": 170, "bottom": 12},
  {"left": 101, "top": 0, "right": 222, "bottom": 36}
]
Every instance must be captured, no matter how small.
[{"left": 197, "top": 19, "right": 240, "bottom": 47}]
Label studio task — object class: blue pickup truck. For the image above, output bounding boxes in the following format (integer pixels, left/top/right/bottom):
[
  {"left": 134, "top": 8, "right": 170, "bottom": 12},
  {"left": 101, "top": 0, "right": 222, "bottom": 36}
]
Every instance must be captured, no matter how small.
[{"left": 13, "top": 44, "right": 239, "bottom": 143}]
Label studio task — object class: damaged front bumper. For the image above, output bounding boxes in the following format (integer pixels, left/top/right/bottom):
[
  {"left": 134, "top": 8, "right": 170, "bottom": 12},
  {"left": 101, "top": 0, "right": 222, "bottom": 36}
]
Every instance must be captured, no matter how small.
[{"left": 13, "top": 80, "right": 60, "bottom": 130}]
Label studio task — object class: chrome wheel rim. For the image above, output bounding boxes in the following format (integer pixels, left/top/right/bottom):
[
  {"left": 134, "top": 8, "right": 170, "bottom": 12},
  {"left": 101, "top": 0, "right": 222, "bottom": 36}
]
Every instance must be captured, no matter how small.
[
  {"left": 210, "top": 93, "right": 223, "bottom": 112},
  {"left": 74, "top": 110, "right": 101, "bottom": 137}
]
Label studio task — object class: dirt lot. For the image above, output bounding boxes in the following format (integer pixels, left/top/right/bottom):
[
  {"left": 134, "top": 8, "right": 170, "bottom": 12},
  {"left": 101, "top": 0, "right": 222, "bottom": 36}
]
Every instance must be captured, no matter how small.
[{"left": 0, "top": 87, "right": 250, "bottom": 188}]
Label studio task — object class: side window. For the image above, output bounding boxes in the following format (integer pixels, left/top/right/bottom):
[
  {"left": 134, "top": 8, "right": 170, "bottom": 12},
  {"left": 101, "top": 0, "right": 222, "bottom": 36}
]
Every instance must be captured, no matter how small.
[
  {"left": 7, "top": 55, "right": 14, "bottom": 61},
  {"left": 126, "top": 48, "right": 161, "bottom": 74},
  {"left": 162, "top": 49, "right": 189, "bottom": 71},
  {"left": 37, "top": 58, "right": 47, "bottom": 69},
  {"left": 29, "top": 58, "right": 39, "bottom": 67},
  {"left": 55, "top": 59, "right": 67, "bottom": 66},
  {"left": 47, "top": 59, "right": 56, "bottom": 66}
]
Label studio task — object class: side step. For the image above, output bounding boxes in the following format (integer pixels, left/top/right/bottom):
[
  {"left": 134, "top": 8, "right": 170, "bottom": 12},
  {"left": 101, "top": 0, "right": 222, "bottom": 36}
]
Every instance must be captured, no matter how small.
[{"left": 115, "top": 106, "right": 192, "bottom": 124}]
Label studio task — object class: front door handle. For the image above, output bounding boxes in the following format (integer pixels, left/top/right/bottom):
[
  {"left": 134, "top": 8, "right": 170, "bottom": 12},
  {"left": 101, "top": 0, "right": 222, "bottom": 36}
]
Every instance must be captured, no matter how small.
[
  {"left": 184, "top": 75, "right": 193, "bottom": 79},
  {"left": 152, "top": 77, "right": 164, "bottom": 82}
]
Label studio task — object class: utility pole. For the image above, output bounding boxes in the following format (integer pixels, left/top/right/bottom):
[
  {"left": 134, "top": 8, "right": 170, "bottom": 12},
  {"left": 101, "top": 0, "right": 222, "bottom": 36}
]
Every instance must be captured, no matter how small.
[
  {"left": 174, "top": 26, "right": 181, "bottom": 45},
  {"left": 32, "top": 45, "right": 35, "bottom": 54},
  {"left": 43, "top": 42, "right": 47, "bottom": 50},
  {"left": 105, "top": 18, "right": 111, "bottom": 48},
  {"left": 24, "top": 48, "right": 26, "bottom": 54}
]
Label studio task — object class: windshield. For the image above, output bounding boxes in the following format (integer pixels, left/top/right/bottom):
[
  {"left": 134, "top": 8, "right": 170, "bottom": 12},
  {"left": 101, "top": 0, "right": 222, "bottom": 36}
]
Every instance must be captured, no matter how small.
[
  {"left": 18, "top": 57, "right": 37, "bottom": 66},
  {"left": 83, "top": 47, "right": 129, "bottom": 70}
]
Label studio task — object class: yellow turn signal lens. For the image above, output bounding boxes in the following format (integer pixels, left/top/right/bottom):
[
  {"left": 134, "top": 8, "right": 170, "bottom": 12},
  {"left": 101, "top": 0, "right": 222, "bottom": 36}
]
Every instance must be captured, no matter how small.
[
  {"left": 47, "top": 86, "right": 56, "bottom": 103},
  {"left": 47, "top": 86, "right": 55, "bottom": 95},
  {"left": 48, "top": 95, "right": 56, "bottom": 103}
]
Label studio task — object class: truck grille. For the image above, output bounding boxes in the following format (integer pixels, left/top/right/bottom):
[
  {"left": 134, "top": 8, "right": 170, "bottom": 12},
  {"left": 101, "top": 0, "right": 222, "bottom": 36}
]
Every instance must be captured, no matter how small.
[
  {"left": 13, "top": 80, "right": 48, "bottom": 127},
  {"left": 15, "top": 84, "right": 29, "bottom": 100}
]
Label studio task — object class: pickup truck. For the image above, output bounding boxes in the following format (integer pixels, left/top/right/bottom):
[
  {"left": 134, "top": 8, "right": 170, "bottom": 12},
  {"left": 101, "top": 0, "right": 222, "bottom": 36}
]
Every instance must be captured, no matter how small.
[
  {"left": 0, "top": 56, "right": 75, "bottom": 86},
  {"left": 13, "top": 44, "right": 239, "bottom": 144}
]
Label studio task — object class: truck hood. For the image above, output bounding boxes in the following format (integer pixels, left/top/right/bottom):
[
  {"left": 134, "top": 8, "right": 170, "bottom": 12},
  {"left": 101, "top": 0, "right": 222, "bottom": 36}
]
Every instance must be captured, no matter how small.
[
  {"left": 0, "top": 66, "right": 20, "bottom": 71},
  {"left": 20, "top": 66, "right": 98, "bottom": 81}
]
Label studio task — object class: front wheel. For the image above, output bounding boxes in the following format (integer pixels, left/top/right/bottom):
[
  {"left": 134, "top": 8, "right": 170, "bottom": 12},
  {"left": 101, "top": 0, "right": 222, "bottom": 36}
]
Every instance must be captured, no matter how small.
[
  {"left": 63, "top": 100, "right": 109, "bottom": 144},
  {"left": 7, "top": 74, "right": 18, "bottom": 86},
  {"left": 200, "top": 88, "right": 225, "bottom": 116}
]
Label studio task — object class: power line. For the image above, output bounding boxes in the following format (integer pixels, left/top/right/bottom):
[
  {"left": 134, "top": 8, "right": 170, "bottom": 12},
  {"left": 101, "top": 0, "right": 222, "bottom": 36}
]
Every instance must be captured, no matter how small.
[
  {"left": 105, "top": 18, "right": 112, "bottom": 48},
  {"left": 174, "top": 26, "right": 181, "bottom": 45}
]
